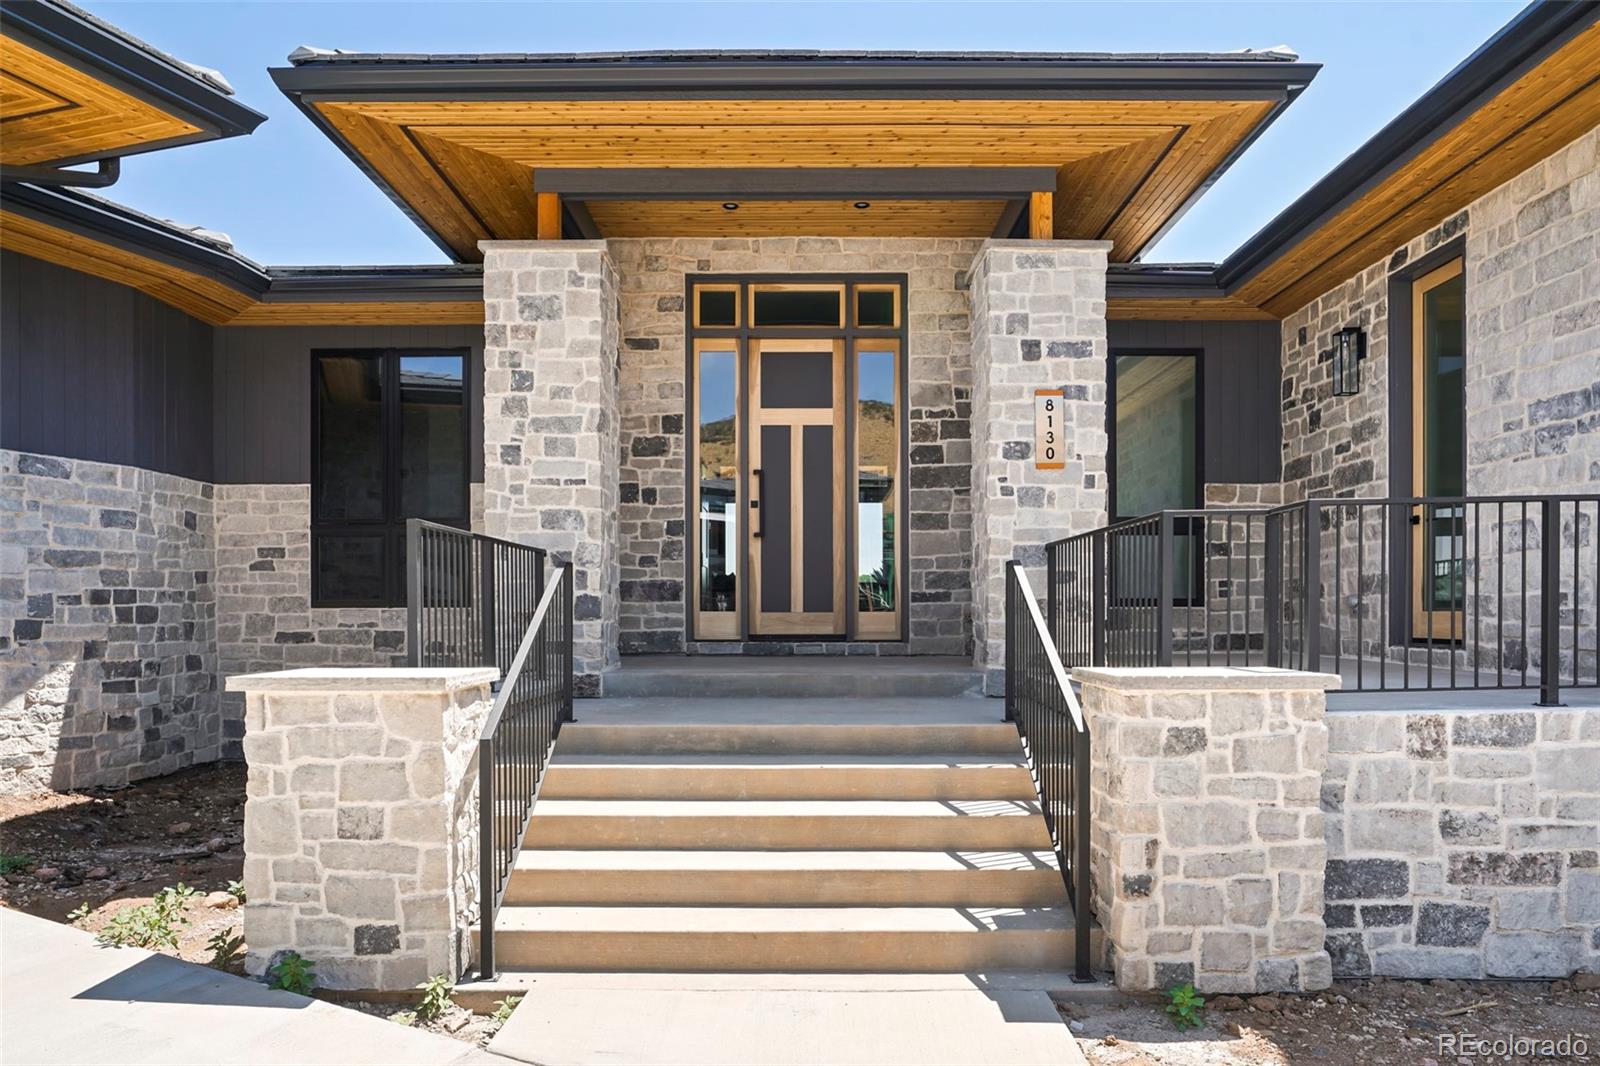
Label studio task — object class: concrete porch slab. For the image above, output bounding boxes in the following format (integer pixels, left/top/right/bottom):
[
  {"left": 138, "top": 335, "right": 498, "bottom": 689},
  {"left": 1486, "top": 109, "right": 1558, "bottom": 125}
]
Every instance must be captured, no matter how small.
[
  {"left": 487, "top": 973, "right": 1088, "bottom": 1066},
  {"left": 604, "top": 656, "right": 984, "bottom": 699},
  {"left": 0, "top": 910, "right": 509, "bottom": 1066}
]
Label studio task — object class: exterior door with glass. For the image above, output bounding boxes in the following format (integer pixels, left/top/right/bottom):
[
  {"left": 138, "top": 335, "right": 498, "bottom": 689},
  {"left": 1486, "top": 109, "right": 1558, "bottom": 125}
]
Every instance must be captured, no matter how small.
[
  {"left": 748, "top": 338, "right": 846, "bottom": 636},
  {"left": 1411, "top": 259, "right": 1466, "bottom": 640}
]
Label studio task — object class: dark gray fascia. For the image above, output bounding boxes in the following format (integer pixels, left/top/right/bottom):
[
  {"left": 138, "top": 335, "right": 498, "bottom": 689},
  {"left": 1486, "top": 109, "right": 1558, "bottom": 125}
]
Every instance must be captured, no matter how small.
[
  {"left": 270, "top": 53, "right": 1320, "bottom": 100},
  {"left": 262, "top": 265, "right": 483, "bottom": 303},
  {"left": 0, "top": 181, "right": 268, "bottom": 295},
  {"left": 1215, "top": 0, "right": 1600, "bottom": 292},
  {"left": 2, "top": 0, "right": 267, "bottom": 167},
  {"left": 1106, "top": 262, "right": 1229, "bottom": 301}
]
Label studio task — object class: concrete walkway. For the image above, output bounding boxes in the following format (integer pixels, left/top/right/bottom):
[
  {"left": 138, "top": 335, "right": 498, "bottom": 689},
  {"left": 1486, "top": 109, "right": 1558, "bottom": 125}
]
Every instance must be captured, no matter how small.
[
  {"left": 487, "top": 973, "right": 1089, "bottom": 1066},
  {"left": 0, "top": 910, "right": 509, "bottom": 1066}
]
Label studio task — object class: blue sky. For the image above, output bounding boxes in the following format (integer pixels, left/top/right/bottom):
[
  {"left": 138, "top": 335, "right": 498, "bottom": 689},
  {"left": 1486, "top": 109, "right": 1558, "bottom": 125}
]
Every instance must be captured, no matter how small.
[{"left": 94, "top": 1, "right": 1524, "bottom": 266}]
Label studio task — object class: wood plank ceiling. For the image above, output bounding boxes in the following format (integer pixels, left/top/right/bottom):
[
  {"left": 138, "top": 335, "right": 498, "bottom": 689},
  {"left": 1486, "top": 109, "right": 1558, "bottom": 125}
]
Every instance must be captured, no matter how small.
[
  {"left": 310, "top": 97, "right": 1279, "bottom": 260},
  {"left": 0, "top": 35, "right": 199, "bottom": 165}
]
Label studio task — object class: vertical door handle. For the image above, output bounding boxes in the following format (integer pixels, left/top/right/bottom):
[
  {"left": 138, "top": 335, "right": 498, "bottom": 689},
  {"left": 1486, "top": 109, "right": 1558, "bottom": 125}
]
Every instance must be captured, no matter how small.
[{"left": 752, "top": 468, "right": 764, "bottom": 538}]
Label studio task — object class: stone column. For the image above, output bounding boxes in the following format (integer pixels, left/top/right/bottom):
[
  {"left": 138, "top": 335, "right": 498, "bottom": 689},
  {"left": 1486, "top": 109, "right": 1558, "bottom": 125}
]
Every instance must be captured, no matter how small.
[
  {"left": 481, "top": 240, "right": 620, "bottom": 694},
  {"left": 1077, "top": 666, "right": 1338, "bottom": 994},
  {"left": 229, "top": 667, "right": 496, "bottom": 991},
  {"left": 967, "top": 240, "right": 1110, "bottom": 693}
]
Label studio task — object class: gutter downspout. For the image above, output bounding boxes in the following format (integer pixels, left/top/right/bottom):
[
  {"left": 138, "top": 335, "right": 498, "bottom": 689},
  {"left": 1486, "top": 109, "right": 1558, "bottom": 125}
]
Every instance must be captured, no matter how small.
[{"left": 0, "top": 157, "right": 121, "bottom": 189}]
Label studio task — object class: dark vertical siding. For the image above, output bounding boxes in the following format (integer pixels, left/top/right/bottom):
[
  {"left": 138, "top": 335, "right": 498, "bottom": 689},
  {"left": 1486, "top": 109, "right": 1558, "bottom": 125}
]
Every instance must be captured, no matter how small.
[
  {"left": 1108, "top": 319, "right": 1281, "bottom": 484},
  {"left": 0, "top": 249, "right": 215, "bottom": 481},
  {"left": 212, "top": 324, "right": 484, "bottom": 484}
]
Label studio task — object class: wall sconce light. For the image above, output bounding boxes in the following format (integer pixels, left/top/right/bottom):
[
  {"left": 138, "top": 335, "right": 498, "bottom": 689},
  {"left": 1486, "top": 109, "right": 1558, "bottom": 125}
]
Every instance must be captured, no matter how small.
[{"left": 1332, "top": 326, "right": 1365, "bottom": 396}]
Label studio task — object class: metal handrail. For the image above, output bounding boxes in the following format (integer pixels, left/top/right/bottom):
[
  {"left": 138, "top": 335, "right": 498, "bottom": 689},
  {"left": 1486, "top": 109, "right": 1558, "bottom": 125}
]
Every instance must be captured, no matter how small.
[
  {"left": 476, "top": 561, "right": 573, "bottom": 980},
  {"left": 1041, "top": 493, "right": 1599, "bottom": 703},
  {"left": 1005, "top": 561, "right": 1092, "bottom": 982},
  {"left": 406, "top": 518, "right": 547, "bottom": 675}
]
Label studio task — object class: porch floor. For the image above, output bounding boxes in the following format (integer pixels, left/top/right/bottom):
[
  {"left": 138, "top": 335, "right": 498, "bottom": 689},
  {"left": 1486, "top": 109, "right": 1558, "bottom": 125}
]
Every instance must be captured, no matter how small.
[{"left": 604, "top": 654, "right": 984, "bottom": 699}]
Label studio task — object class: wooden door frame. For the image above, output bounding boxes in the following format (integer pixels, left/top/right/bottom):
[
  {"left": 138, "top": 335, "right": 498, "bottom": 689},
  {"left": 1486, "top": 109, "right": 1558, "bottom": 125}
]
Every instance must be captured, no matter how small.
[
  {"left": 1409, "top": 256, "right": 1465, "bottom": 641},
  {"left": 683, "top": 274, "right": 910, "bottom": 644}
]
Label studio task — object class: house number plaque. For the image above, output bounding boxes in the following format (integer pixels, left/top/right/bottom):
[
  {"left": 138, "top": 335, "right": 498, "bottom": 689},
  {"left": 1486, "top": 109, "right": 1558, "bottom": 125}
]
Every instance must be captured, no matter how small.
[{"left": 1034, "top": 389, "right": 1065, "bottom": 470}]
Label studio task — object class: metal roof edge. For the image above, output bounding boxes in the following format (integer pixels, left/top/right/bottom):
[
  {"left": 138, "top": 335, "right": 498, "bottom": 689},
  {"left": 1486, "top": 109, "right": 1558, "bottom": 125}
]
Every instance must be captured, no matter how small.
[
  {"left": 1214, "top": 0, "right": 1600, "bottom": 292},
  {"left": 2, "top": 0, "right": 267, "bottom": 154}
]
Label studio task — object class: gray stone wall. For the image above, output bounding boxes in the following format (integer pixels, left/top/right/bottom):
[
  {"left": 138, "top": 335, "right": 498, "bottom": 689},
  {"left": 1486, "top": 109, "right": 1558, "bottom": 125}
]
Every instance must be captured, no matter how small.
[
  {"left": 213, "top": 484, "right": 409, "bottom": 758},
  {"left": 1, "top": 449, "right": 219, "bottom": 790},
  {"left": 231, "top": 667, "right": 495, "bottom": 991},
  {"left": 969, "top": 240, "right": 1111, "bottom": 690},
  {"left": 1279, "top": 126, "right": 1599, "bottom": 506},
  {"left": 1080, "top": 667, "right": 1334, "bottom": 994},
  {"left": 1464, "top": 125, "right": 1599, "bottom": 495},
  {"left": 608, "top": 237, "right": 982, "bottom": 657},
  {"left": 481, "top": 241, "right": 620, "bottom": 693},
  {"left": 1323, "top": 707, "right": 1600, "bottom": 979}
]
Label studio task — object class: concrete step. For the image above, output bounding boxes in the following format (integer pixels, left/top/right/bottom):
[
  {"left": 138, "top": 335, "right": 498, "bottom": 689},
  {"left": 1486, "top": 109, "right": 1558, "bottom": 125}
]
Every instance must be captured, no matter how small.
[
  {"left": 504, "top": 849, "right": 1068, "bottom": 906},
  {"left": 603, "top": 657, "right": 984, "bottom": 699},
  {"left": 473, "top": 905, "right": 1076, "bottom": 972},
  {"left": 540, "top": 753, "right": 1036, "bottom": 800},
  {"left": 523, "top": 799, "right": 1054, "bottom": 850},
  {"left": 556, "top": 722, "right": 1024, "bottom": 757}
]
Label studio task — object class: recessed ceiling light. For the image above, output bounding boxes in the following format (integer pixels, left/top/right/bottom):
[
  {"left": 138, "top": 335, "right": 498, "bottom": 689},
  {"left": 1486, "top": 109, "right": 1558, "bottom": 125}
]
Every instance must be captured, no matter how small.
[
  {"left": 722, "top": 202, "right": 739, "bottom": 211},
  {"left": 853, "top": 201, "right": 871, "bottom": 210}
]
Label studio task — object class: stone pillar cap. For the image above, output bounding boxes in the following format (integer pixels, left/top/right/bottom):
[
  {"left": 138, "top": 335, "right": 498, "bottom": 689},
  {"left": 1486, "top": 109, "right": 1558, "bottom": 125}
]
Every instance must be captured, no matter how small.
[
  {"left": 225, "top": 667, "right": 500, "bottom": 695},
  {"left": 1072, "top": 666, "right": 1342, "bottom": 692}
]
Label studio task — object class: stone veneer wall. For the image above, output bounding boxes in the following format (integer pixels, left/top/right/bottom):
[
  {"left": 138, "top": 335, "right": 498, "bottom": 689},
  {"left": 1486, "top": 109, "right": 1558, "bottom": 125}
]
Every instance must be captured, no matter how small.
[
  {"left": 1080, "top": 667, "right": 1334, "bottom": 993},
  {"left": 969, "top": 241, "right": 1111, "bottom": 690},
  {"left": 607, "top": 237, "right": 981, "bottom": 657},
  {"left": 232, "top": 668, "right": 495, "bottom": 991},
  {"left": 1323, "top": 707, "right": 1600, "bottom": 979},
  {"left": 213, "top": 484, "right": 410, "bottom": 759},
  {"left": 481, "top": 241, "right": 620, "bottom": 693},
  {"left": 1279, "top": 125, "right": 1599, "bottom": 504},
  {"left": 1, "top": 450, "right": 219, "bottom": 791}
]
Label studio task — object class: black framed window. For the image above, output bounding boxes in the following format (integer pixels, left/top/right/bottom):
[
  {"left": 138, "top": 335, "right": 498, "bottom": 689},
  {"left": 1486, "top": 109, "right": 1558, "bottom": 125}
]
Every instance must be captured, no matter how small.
[
  {"left": 311, "top": 349, "right": 468, "bottom": 607},
  {"left": 1108, "top": 351, "right": 1204, "bottom": 606}
]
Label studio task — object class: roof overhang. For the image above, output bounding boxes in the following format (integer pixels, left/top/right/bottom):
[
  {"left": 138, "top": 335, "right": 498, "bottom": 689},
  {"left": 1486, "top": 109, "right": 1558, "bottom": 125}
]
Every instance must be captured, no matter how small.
[
  {"left": 0, "top": 183, "right": 483, "bottom": 325},
  {"left": 1214, "top": 0, "right": 1600, "bottom": 317},
  {"left": 0, "top": 0, "right": 265, "bottom": 168},
  {"left": 271, "top": 50, "right": 1319, "bottom": 261}
]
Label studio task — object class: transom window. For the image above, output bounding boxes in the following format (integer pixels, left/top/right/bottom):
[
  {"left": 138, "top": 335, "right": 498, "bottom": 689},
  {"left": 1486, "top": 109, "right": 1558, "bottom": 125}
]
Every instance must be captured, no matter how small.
[{"left": 311, "top": 349, "right": 469, "bottom": 607}]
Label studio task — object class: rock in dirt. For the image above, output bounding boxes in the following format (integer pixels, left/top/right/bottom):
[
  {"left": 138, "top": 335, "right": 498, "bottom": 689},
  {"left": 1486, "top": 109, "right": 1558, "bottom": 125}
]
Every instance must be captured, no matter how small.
[
  {"left": 1573, "top": 973, "right": 1600, "bottom": 991},
  {"left": 205, "top": 837, "right": 228, "bottom": 854},
  {"left": 167, "top": 822, "right": 193, "bottom": 835},
  {"left": 1251, "top": 995, "right": 1284, "bottom": 1013},
  {"left": 84, "top": 867, "right": 110, "bottom": 880},
  {"left": 33, "top": 867, "right": 60, "bottom": 881},
  {"left": 1210, "top": 995, "right": 1246, "bottom": 1011},
  {"left": 203, "top": 891, "right": 238, "bottom": 909}
]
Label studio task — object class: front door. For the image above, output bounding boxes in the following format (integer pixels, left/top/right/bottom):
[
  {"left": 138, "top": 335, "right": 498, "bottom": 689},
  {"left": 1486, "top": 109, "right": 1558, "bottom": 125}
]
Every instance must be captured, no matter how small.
[{"left": 748, "top": 338, "right": 846, "bottom": 636}]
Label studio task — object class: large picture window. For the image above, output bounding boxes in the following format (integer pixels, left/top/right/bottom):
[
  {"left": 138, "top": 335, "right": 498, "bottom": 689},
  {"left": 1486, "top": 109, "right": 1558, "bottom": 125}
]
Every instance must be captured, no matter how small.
[{"left": 311, "top": 349, "right": 468, "bottom": 607}]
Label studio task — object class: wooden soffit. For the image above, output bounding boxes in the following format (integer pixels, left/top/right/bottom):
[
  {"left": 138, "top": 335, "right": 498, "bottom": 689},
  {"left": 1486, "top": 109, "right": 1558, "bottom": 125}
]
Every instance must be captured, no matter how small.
[
  {"left": 0, "top": 35, "right": 201, "bottom": 166},
  {"left": 0, "top": 210, "right": 483, "bottom": 326},
  {"left": 1231, "top": 16, "right": 1600, "bottom": 318},
  {"left": 306, "top": 97, "right": 1281, "bottom": 259}
]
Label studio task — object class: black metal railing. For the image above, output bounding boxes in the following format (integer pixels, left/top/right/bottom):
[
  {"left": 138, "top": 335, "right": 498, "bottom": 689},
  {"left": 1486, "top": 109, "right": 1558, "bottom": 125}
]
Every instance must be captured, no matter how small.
[
  {"left": 1045, "top": 494, "right": 1599, "bottom": 703},
  {"left": 477, "top": 561, "right": 573, "bottom": 980},
  {"left": 1005, "top": 561, "right": 1092, "bottom": 982},
  {"left": 407, "top": 519, "right": 546, "bottom": 675}
]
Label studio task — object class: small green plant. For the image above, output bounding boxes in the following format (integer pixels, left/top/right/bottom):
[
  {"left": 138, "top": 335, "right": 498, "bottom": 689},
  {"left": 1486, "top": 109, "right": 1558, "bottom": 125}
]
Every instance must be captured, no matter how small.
[
  {"left": 268, "top": 951, "right": 316, "bottom": 996},
  {"left": 66, "top": 902, "right": 91, "bottom": 924},
  {"left": 225, "top": 880, "right": 246, "bottom": 904},
  {"left": 490, "top": 995, "right": 523, "bottom": 1026},
  {"left": 414, "top": 973, "right": 453, "bottom": 1024},
  {"left": 95, "top": 883, "right": 198, "bottom": 950},
  {"left": 1165, "top": 982, "right": 1205, "bottom": 1031},
  {"left": 0, "top": 853, "right": 33, "bottom": 875},
  {"left": 206, "top": 928, "right": 245, "bottom": 966}
]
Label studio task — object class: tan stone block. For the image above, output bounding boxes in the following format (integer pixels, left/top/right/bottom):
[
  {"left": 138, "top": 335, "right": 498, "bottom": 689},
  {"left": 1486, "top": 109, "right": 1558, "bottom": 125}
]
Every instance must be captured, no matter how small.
[
  {"left": 401, "top": 894, "right": 450, "bottom": 932},
  {"left": 243, "top": 903, "right": 292, "bottom": 950},
  {"left": 1164, "top": 802, "right": 1251, "bottom": 847},
  {"left": 245, "top": 797, "right": 299, "bottom": 856},
  {"left": 268, "top": 695, "right": 331, "bottom": 727},
  {"left": 382, "top": 693, "right": 449, "bottom": 743},
  {"left": 338, "top": 760, "right": 409, "bottom": 802},
  {"left": 1201, "top": 930, "right": 1253, "bottom": 972},
  {"left": 272, "top": 857, "right": 319, "bottom": 884},
  {"left": 332, "top": 694, "right": 377, "bottom": 723},
  {"left": 318, "top": 841, "right": 419, "bottom": 874},
  {"left": 1272, "top": 919, "right": 1325, "bottom": 953},
  {"left": 388, "top": 802, "right": 446, "bottom": 843},
  {"left": 324, "top": 875, "right": 397, "bottom": 921},
  {"left": 289, "top": 764, "right": 335, "bottom": 794},
  {"left": 241, "top": 733, "right": 284, "bottom": 767},
  {"left": 1226, "top": 878, "right": 1274, "bottom": 927},
  {"left": 294, "top": 916, "right": 350, "bottom": 949},
  {"left": 1232, "top": 734, "right": 1298, "bottom": 774},
  {"left": 1162, "top": 882, "right": 1223, "bottom": 925}
]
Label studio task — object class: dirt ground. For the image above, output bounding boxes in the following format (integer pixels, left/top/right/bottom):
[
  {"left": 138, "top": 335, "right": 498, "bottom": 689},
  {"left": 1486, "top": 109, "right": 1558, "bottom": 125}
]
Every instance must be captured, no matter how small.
[
  {"left": 1063, "top": 978, "right": 1600, "bottom": 1065},
  {"left": 0, "top": 766, "right": 514, "bottom": 1047}
]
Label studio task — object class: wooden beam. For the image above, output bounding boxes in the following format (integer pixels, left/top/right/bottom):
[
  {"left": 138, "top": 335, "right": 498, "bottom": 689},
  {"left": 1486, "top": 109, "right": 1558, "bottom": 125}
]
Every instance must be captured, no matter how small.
[
  {"left": 1029, "top": 190, "right": 1053, "bottom": 239},
  {"left": 533, "top": 166, "right": 1060, "bottom": 200},
  {"left": 536, "top": 192, "right": 561, "bottom": 239}
]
